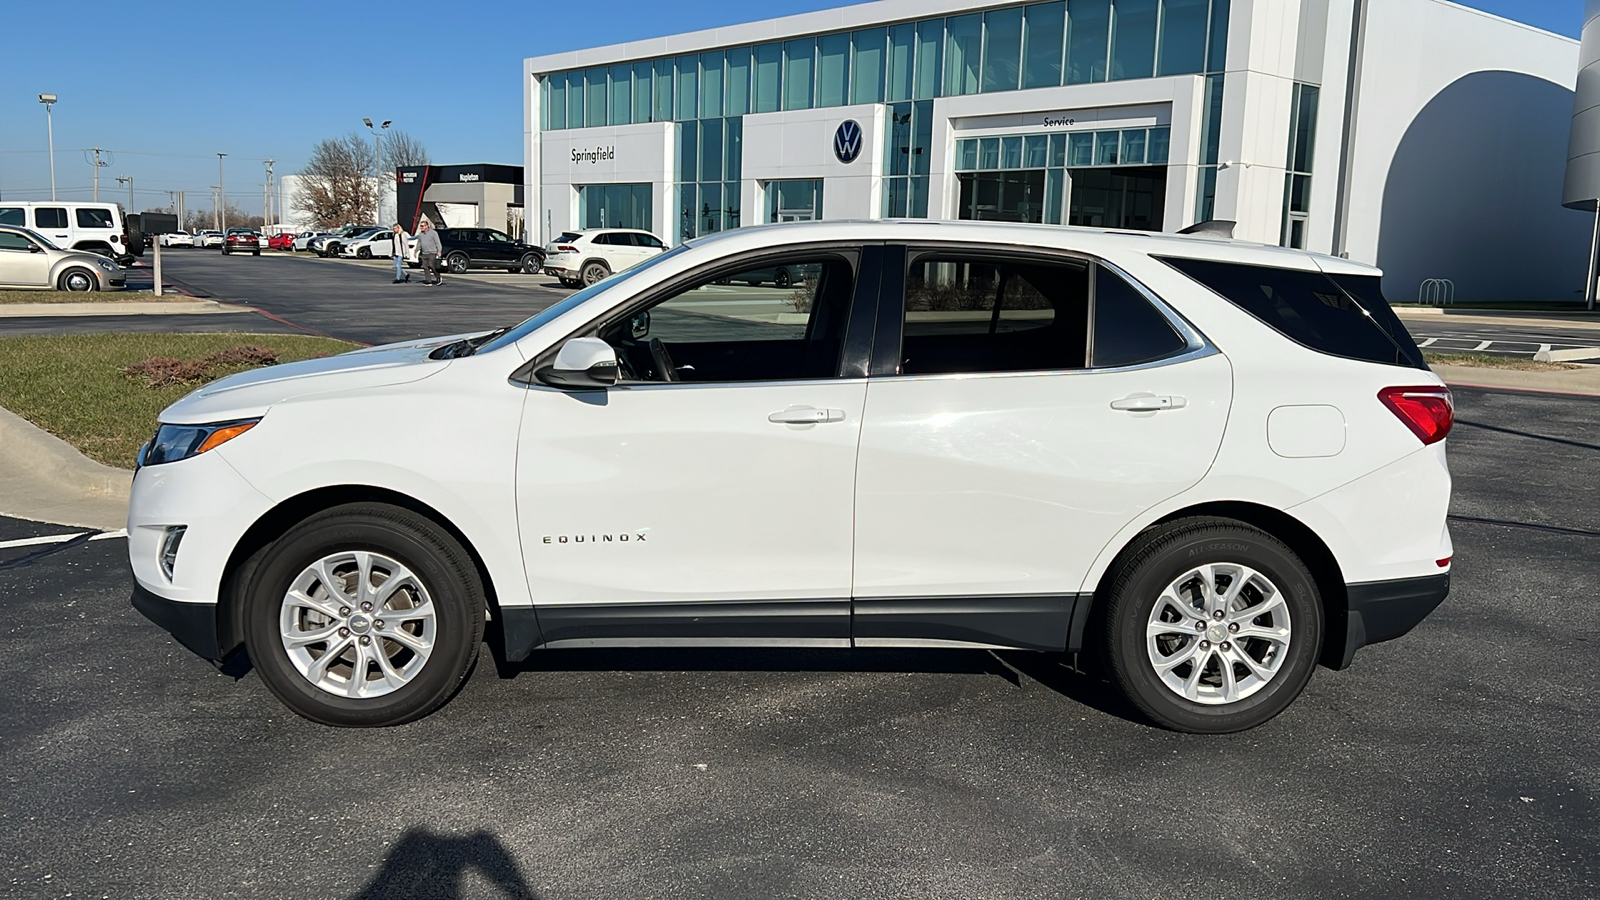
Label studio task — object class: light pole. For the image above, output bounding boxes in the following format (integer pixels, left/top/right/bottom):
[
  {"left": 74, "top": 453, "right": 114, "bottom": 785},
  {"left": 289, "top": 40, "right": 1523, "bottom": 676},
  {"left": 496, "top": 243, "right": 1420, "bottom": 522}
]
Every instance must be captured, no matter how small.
[
  {"left": 364, "top": 118, "right": 392, "bottom": 220},
  {"left": 38, "top": 94, "right": 56, "bottom": 201},
  {"left": 217, "top": 153, "right": 227, "bottom": 232},
  {"left": 116, "top": 174, "right": 133, "bottom": 215}
]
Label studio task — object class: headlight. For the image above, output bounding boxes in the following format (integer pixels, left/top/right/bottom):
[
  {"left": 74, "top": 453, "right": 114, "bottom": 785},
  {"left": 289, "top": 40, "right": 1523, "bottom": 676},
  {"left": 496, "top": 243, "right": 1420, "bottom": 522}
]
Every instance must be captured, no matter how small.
[
  {"left": 139, "top": 418, "right": 260, "bottom": 467},
  {"left": 96, "top": 259, "right": 117, "bottom": 271}
]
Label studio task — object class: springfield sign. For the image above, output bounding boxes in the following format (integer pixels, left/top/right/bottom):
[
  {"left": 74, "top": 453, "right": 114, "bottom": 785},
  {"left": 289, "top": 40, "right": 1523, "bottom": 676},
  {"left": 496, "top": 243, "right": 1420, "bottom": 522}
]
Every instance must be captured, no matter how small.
[{"left": 573, "top": 146, "right": 616, "bottom": 165}]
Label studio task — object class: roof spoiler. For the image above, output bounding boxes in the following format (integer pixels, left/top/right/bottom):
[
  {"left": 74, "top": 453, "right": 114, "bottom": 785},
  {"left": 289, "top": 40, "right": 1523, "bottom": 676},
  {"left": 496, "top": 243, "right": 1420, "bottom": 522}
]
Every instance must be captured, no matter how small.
[{"left": 1177, "top": 220, "right": 1236, "bottom": 238}]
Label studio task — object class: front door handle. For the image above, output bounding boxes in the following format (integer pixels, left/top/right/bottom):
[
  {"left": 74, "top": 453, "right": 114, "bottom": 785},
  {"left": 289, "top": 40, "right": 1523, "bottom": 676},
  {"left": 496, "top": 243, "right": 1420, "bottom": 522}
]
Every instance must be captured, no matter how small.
[
  {"left": 768, "top": 406, "right": 845, "bottom": 424},
  {"left": 1110, "top": 394, "right": 1187, "bottom": 412}
]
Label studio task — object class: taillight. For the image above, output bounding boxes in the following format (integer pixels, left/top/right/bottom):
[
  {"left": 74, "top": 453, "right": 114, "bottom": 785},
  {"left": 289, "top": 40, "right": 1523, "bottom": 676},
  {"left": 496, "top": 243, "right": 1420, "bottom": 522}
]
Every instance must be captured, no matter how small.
[
  {"left": 1378, "top": 385, "right": 1453, "bottom": 445},
  {"left": 556, "top": 245, "right": 576, "bottom": 252}
]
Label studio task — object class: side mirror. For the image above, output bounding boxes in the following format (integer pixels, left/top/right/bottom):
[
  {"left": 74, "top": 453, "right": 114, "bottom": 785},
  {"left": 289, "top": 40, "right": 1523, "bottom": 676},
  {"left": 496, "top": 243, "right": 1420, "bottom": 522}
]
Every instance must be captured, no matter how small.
[
  {"left": 629, "top": 310, "right": 650, "bottom": 339},
  {"left": 536, "top": 337, "right": 619, "bottom": 390},
  {"left": 29, "top": 245, "right": 43, "bottom": 253}
]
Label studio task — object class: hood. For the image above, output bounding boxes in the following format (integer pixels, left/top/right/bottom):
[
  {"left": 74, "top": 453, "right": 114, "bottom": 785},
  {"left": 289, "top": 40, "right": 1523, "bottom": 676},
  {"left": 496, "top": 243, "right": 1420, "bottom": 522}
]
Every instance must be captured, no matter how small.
[{"left": 158, "top": 333, "right": 480, "bottom": 424}]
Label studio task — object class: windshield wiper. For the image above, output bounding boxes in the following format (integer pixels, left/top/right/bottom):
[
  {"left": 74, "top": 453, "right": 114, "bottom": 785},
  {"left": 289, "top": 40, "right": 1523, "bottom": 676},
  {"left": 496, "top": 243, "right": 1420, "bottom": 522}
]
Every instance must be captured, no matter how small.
[{"left": 429, "top": 327, "right": 511, "bottom": 360}]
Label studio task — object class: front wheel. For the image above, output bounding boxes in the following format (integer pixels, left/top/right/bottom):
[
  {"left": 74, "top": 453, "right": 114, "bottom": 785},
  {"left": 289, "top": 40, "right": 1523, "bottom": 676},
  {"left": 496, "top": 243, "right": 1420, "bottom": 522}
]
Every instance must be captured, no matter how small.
[
  {"left": 242, "top": 503, "right": 486, "bottom": 727},
  {"left": 58, "top": 267, "right": 98, "bottom": 292},
  {"left": 1100, "top": 517, "right": 1322, "bottom": 734},
  {"left": 447, "top": 253, "right": 469, "bottom": 274},
  {"left": 357, "top": 247, "right": 371, "bottom": 259}
]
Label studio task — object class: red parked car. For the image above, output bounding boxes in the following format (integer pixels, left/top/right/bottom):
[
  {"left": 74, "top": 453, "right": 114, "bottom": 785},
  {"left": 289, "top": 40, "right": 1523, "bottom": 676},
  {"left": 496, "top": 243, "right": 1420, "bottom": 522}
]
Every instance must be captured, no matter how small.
[{"left": 266, "top": 232, "right": 296, "bottom": 251}]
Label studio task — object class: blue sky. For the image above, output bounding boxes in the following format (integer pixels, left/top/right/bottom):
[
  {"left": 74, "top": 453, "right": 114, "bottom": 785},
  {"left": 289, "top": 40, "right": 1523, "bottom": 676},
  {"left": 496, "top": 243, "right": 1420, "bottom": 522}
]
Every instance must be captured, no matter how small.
[{"left": 0, "top": 0, "right": 1581, "bottom": 215}]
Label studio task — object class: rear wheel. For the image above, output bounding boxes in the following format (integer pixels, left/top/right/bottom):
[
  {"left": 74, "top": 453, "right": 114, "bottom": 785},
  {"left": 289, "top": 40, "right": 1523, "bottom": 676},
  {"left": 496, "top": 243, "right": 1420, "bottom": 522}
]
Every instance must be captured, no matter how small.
[
  {"left": 1100, "top": 517, "right": 1322, "bottom": 734},
  {"left": 774, "top": 267, "right": 791, "bottom": 288},
  {"left": 581, "top": 260, "right": 610, "bottom": 286},
  {"left": 519, "top": 254, "right": 541, "bottom": 275},
  {"left": 447, "top": 252, "right": 469, "bottom": 274},
  {"left": 242, "top": 503, "right": 486, "bottom": 727},
  {"left": 58, "top": 267, "right": 97, "bottom": 292}
]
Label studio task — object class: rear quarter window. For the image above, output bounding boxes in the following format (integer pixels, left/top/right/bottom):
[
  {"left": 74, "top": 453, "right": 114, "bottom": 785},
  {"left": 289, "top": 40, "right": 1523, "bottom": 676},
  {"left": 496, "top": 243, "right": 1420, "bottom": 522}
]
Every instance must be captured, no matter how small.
[
  {"left": 1160, "top": 257, "right": 1426, "bottom": 370},
  {"left": 76, "top": 208, "right": 114, "bottom": 228}
]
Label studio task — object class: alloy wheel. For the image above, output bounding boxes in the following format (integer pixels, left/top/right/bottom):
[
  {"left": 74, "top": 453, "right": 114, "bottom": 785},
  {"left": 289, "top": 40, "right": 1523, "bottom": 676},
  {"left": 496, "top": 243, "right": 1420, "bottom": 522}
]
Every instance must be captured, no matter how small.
[{"left": 1144, "top": 562, "right": 1291, "bottom": 705}]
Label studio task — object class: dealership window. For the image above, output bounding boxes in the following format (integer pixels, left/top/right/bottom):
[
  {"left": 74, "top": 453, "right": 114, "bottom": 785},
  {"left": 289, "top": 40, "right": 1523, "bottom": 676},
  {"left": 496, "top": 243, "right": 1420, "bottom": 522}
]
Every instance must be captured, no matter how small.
[
  {"left": 852, "top": 27, "right": 887, "bottom": 104},
  {"left": 676, "top": 118, "right": 744, "bottom": 243},
  {"left": 784, "top": 38, "right": 815, "bottom": 110},
  {"left": 882, "top": 100, "right": 933, "bottom": 218},
  {"left": 537, "top": 2, "right": 1229, "bottom": 133},
  {"left": 1195, "top": 73, "right": 1225, "bottom": 222},
  {"left": 955, "top": 127, "right": 1169, "bottom": 229},
  {"left": 1281, "top": 83, "right": 1319, "bottom": 249},
  {"left": 766, "top": 179, "right": 823, "bottom": 222},
  {"left": 581, "top": 185, "right": 653, "bottom": 231}
]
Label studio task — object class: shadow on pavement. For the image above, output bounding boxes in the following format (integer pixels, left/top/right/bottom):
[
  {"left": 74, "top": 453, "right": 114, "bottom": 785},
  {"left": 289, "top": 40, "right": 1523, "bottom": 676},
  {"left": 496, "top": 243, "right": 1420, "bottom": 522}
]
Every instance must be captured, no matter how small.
[{"left": 347, "top": 828, "right": 539, "bottom": 900}]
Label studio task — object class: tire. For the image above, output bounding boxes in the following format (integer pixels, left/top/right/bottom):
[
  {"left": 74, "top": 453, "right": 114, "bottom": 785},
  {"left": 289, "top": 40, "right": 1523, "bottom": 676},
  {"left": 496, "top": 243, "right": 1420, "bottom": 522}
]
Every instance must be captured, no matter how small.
[
  {"left": 1099, "top": 517, "right": 1322, "bottom": 734},
  {"left": 357, "top": 247, "right": 371, "bottom": 259},
  {"left": 581, "top": 260, "right": 610, "bottom": 286},
  {"left": 252, "top": 249, "right": 260, "bottom": 256},
  {"left": 242, "top": 503, "right": 486, "bottom": 727},
  {"left": 447, "top": 252, "right": 469, "bottom": 274},
  {"left": 559, "top": 278, "right": 581, "bottom": 288},
  {"left": 774, "top": 268, "right": 791, "bottom": 288},
  {"left": 58, "top": 267, "right": 98, "bottom": 292},
  {"left": 519, "top": 254, "right": 541, "bottom": 275}
]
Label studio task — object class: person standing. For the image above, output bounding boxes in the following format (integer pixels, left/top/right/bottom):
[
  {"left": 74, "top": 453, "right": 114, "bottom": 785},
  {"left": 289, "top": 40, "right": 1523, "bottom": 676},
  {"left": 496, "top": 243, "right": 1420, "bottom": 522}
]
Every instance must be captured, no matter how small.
[
  {"left": 389, "top": 222, "right": 411, "bottom": 283},
  {"left": 415, "top": 219, "right": 443, "bottom": 286}
]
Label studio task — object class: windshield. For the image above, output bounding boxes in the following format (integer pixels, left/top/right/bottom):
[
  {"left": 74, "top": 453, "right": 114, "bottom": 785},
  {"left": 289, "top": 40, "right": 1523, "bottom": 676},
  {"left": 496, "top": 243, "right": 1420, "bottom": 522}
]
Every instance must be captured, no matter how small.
[
  {"left": 20, "top": 228, "right": 60, "bottom": 250},
  {"left": 476, "top": 244, "right": 689, "bottom": 355}
]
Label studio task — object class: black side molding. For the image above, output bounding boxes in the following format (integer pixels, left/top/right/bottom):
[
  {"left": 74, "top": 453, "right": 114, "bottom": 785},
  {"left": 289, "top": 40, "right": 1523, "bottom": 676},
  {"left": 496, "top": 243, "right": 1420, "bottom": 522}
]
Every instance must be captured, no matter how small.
[
  {"left": 535, "top": 599, "right": 851, "bottom": 647},
  {"left": 854, "top": 594, "right": 1082, "bottom": 652},
  {"left": 131, "top": 585, "right": 220, "bottom": 660},
  {"left": 1334, "top": 572, "right": 1450, "bottom": 668}
]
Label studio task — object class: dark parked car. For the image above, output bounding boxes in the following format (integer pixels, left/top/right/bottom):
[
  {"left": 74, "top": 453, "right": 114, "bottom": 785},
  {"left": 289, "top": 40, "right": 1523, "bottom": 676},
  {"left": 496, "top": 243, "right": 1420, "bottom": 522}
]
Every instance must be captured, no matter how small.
[
  {"left": 222, "top": 227, "right": 261, "bottom": 256},
  {"left": 418, "top": 228, "right": 545, "bottom": 275}
]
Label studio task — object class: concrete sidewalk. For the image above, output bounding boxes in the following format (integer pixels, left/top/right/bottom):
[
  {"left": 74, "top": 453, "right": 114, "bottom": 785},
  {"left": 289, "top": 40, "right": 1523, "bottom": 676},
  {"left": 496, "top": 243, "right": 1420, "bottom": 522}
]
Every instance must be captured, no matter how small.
[
  {"left": 1429, "top": 362, "right": 1600, "bottom": 397},
  {"left": 0, "top": 299, "right": 249, "bottom": 317},
  {"left": 1397, "top": 307, "right": 1600, "bottom": 332},
  {"left": 0, "top": 406, "right": 129, "bottom": 530}
]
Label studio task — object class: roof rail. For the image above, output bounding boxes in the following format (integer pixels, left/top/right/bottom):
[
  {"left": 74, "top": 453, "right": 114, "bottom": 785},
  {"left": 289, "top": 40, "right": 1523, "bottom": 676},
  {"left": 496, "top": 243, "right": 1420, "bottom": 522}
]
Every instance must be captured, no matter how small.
[{"left": 1176, "top": 220, "right": 1236, "bottom": 238}]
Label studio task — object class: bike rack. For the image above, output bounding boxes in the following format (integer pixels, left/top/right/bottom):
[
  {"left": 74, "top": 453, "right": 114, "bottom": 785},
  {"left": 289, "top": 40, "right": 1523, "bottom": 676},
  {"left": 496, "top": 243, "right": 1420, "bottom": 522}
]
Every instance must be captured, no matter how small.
[{"left": 1418, "top": 278, "right": 1455, "bottom": 307}]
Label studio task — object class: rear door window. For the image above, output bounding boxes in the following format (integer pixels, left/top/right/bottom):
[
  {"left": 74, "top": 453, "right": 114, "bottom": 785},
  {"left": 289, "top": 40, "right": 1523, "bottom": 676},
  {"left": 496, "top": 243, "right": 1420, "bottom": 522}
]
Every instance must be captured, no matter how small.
[
  {"left": 76, "top": 208, "right": 114, "bottom": 228},
  {"left": 35, "top": 208, "right": 67, "bottom": 229},
  {"left": 897, "top": 254, "right": 1090, "bottom": 375},
  {"left": 1161, "top": 257, "right": 1425, "bottom": 370}
]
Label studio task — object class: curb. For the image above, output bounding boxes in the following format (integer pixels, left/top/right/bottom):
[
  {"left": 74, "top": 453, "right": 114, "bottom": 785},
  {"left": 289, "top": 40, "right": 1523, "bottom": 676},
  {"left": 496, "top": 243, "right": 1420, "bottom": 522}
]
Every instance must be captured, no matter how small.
[
  {"left": 1429, "top": 363, "right": 1600, "bottom": 397},
  {"left": 0, "top": 299, "right": 250, "bottom": 318},
  {"left": 0, "top": 405, "right": 131, "bottom": 530}
]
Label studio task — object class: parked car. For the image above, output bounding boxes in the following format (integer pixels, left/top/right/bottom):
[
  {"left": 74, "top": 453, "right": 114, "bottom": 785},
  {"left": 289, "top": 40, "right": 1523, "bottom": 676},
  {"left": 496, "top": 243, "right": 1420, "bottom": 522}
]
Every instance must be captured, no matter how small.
[
  {"left": 404, "top": 227, "right": 546, "bottom": 275},
  {"left": 543, "top": 228, "right": 666, "bottom": 287},
  {"left": 315, "top": 225, "right": 382, "bottom": 258},
  {"left": 291, "top": 232, "right": 325, "bottom": 252},
  {"left": 266, "top": 232, "right": 297, "bottom": 251},
  {"left": 196, "top": 230, "right": 225, "bottom": 249},
  {"left": 129, "top": 221, "right": 1453, "bottom": 732},
  {"left": 0, "top": 201, "right": 135, "bottom": 262},
  {"left": 0, "top": 224, "right": 125, "bottom": 291},
  {"left": 339, "top": 229, "right": 401, "bottom": 259},
  {"left": 161, "top": 231, "right": 195, "bottom": 249},
  {"left": 222, "top": 228, "right": 261, "bottom": 256}
]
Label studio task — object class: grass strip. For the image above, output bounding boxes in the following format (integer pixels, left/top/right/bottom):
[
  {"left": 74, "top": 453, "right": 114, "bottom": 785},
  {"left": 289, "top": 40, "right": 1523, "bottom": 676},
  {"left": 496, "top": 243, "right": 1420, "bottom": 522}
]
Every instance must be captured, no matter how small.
[
  {"left": 0, "top": 290, "right": 198, "bottom": 305},
  {"left": 1423, "top": 351, "right": 1580, "bottom": 371},
  {"left": 0, "top": 333, "right": 358, "bottom": 468}
]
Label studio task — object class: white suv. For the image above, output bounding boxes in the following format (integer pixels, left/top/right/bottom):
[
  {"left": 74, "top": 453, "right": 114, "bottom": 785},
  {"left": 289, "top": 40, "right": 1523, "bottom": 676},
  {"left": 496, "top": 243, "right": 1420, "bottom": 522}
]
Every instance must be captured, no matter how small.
[
  {"left": 128, "top": 221, "right": 1452, "bottom": 732},
  {"left": 0, "top": 201, "right": 131, "bottom": 260},
  {"left": 544, "top": 228, "right": 667, "bottom": 287}
]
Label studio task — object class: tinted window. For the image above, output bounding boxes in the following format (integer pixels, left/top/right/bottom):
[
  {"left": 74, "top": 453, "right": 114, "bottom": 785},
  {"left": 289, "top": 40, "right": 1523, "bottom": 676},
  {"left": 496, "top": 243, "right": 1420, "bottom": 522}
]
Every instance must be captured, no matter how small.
[
  {"left": 0, "top": 232, "right": 35, "bottom": 251},
  {"left": 899, "top": 255, "right": 1089, "bottom": 375},
  {"left": 486, "top": 231, "right": 510, "bottom": 243},
  {"left": 36, "top": 208, "right": 67, "bottom": 229},
  {"left": 1325, "top": 274, "right": 1429, "bottom": 369},
  {"left": 598, "top": 252, "right": 857, "bottom": 382},
  {"left": 0, "top": 208, "right": 23, "bottom": 226},
  {"left": 634, "top": 233, "right": 665, "bottom": 249},
  {"left": 1162, "top": 257, "right": 1424, "bottom": 369},
  {"left": 76, "top": 208, "right": 114, "bottom": 228},
  {"left": 554, "top": 231, "right": 582, "bottom": 244},
  {"left": 1092, "top": 266, "right": 1187, "bottom": 367}
]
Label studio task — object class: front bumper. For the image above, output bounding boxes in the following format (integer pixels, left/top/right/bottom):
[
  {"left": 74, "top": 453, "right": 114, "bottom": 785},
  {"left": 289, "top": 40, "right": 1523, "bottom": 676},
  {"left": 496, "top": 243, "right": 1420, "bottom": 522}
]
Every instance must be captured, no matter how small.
[
  {"left": 1331, "top": 572, "right": 1450, "bottom": 669},
  {"left": 131, "top": 584, "right": 221, "bottom": 659}
]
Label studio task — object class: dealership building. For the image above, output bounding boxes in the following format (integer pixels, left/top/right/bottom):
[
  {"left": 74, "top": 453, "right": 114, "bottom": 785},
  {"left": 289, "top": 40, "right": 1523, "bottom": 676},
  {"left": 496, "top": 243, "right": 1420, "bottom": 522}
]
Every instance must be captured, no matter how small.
[{"left": 525, "top": 0, "right": 1588, "bottom": 302}]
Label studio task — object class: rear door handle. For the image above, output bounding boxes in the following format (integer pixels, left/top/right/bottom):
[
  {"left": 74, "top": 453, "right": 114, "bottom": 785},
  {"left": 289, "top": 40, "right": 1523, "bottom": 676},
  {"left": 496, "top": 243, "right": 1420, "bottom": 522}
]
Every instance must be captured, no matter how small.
[
  {"left": 1110, "top": 394, "right": 1187, "bottom": 412},
  {"left": 768, "top": 406, "right": 845, "bottom": 424}
]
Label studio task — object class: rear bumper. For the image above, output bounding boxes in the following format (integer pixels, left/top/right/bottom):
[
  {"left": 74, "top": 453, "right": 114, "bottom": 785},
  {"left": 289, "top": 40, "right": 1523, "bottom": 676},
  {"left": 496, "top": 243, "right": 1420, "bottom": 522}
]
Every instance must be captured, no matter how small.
[
  {"left": 1331, "top": 572, "right": 1450, "bottom": 669},
  {"left": 131, "top": 584, "right": 220, "bottom": 660}
]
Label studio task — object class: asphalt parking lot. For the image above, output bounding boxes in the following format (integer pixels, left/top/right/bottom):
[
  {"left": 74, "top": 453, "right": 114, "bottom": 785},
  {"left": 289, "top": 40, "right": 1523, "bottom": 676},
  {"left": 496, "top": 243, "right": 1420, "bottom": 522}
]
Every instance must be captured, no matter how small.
[{"left": 0, "top": 385, "right": 1595, "bottom": 899}]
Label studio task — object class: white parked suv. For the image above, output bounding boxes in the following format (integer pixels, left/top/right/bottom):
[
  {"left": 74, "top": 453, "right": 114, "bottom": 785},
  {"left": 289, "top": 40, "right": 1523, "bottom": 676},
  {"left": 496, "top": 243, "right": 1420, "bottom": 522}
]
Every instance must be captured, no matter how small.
[
  {"left": 128, "top": 221, "right": 1452, "bottom": 732},
  {"left": 0, "top": 201, "right": 131, "bottom": 260},
  {"left": 340, "top": 230, "right": 400, "bottom": 259},
  {"left": 544, "top": 228, "right": 667, "bottom": 287}
]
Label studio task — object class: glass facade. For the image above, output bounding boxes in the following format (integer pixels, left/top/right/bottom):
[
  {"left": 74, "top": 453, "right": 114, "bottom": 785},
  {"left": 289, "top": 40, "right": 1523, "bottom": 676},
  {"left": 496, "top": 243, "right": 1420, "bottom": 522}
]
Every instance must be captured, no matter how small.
[
  {"left": 1281, "top": 82, "right": 1319, "bottom": 249},
  {"left": 766, "top": 179, "right": 824, "bottom": 222},
  {"left": 883, "top": 100, "right": 935, "bottom": 217},
  {"left": 580, "top": 183, "right": 652, "bottom": 230},
  {"left": 954, "top": 127, "right": 1170, "bottom": 225},
  {"left": 538, "top": 0, "right": 1230, "bottom": 129}
]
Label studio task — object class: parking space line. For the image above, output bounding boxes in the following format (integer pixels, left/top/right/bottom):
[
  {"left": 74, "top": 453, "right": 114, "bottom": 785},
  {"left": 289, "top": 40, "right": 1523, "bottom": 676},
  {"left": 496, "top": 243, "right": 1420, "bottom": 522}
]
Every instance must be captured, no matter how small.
[
  {"left": 1473, "top": 341, "right": 1493, "bottom": 351},
  {"left": 0, "top": 530, "right": 126, "bottom": 551},
  {"left": 1419, "top": 337, "right": 1437, "bottom": 347}
]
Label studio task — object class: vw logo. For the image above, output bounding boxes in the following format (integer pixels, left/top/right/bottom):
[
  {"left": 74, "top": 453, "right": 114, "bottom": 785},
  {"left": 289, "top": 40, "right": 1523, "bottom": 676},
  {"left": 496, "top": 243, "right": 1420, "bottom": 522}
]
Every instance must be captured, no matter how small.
[{"left": 833, "top": 120, "right": 863, "bottom": 164}]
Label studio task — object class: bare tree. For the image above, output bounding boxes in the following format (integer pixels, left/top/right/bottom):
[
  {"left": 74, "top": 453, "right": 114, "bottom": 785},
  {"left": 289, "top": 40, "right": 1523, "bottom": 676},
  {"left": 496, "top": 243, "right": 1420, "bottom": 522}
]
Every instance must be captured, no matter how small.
[
  {"left": 296, "top": 133, "right": 380, "bottom": 228},
  {"left": 382, "top": 129, "right": 430, "bottom": 172},
  {"left": 184, "top": 204, "right": 260, "bottom": 232}
]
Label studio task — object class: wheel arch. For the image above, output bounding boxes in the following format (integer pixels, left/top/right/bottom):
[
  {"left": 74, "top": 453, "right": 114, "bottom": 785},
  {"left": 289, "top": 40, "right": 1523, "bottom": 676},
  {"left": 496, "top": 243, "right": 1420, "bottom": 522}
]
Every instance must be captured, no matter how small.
[
  {"left": 214, "top": 484, "right": 508, "bottom": 661},
  {"left": 71, "top": 241, "right": 115, "bottom": 257},
  {"left": 1075, "top": 500, "right": 1352, "bottom": 671}
]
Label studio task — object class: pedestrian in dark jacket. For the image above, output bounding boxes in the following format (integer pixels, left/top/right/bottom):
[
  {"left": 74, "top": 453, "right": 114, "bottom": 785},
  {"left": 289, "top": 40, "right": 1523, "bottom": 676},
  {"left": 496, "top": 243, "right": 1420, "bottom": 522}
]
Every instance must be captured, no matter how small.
[{"left": 416, "top": 220, "right": 443, "bottom": 285}]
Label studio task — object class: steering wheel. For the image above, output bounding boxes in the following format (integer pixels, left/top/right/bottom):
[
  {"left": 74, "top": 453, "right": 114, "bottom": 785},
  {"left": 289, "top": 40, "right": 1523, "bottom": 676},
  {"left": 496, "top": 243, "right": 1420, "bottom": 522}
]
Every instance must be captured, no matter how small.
[{"left": 649, "top": 338, "right": 678, "bottom": 383}]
